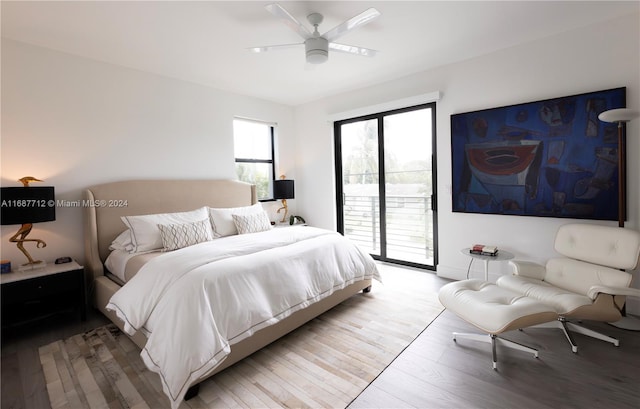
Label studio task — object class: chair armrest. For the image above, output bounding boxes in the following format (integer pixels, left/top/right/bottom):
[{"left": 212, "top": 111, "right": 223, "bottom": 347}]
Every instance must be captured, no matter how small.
[
  {"left": 587, "top": 285, "right": 640, "bottom": 300},
  {"left": 508, "top": 260, "right": 546, "bottom": 280}
]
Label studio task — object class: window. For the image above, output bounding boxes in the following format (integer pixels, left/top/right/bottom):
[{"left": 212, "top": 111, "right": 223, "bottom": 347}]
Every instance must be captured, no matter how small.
[{"left": 234, "top": 118, "right": 276, "bottom": 200}]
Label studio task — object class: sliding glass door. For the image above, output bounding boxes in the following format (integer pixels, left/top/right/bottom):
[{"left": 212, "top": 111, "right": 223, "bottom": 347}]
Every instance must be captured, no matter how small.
[
  {"left": 337, "top": 118, "right": 382, "bottom": 257},
  {"left": 335, "top": 103, "right": 437, "bottom": 269}
]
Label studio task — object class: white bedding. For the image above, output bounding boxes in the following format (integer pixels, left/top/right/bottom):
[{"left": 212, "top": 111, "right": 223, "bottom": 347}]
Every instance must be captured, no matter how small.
[
  {"left": 106, "top": 226, "right": 379, "bottom": 408},
  {"left": 105, "top": 249, "right": 162, "bottom": 282},
  {"left": 104, "top": 249, "right": 137, "bottom": 282}
]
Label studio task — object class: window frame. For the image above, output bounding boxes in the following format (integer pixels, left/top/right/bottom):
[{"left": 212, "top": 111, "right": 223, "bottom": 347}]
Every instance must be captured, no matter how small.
[
  {"left": 333, "top": 102, "right": 438, "bottom": 270},
  {"left": 233, "top": 118, "right": 277, "bottom": 201}
]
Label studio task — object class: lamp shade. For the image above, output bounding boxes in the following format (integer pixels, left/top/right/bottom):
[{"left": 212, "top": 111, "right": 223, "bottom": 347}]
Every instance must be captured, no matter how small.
[
  {"left": 1, "top": 187, "right": 56, "bottom": 225},
  {"left": 598, "top": 108, "right": 640, "bottom": 123},
  {"left": 273, "top": 179, "right": 295, "bottom": 200}
]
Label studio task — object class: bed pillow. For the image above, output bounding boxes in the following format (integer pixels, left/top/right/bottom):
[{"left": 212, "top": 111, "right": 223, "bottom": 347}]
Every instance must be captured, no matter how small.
[
  {"left": 232, "top": 211, "right": 273, "bottom": 235},
  {"left": 121, "top": 207, "right": 210, "bottom": 253},
  {"left": 109, "top": 229, "right": 134, "bottom": 252},
  {"left": 208, "top": 203, "right": 264, "bottom": 237},
  {"left": 157, "top": 219, "right": 213, "bottom": 251}
]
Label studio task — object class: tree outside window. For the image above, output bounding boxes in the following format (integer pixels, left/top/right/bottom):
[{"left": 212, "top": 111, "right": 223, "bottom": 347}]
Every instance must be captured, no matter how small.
[{"left": 234, "top": 119, "right": 275, "bottom": 200}]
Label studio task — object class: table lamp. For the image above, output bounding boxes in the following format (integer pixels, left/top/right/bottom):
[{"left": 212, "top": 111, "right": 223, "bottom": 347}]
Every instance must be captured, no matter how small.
[
  {"left": 1, "top": 177, "right": 56, "bottom": 268},
  {"left": 274, "top": 175, "right": 295, "bottom": 223}
]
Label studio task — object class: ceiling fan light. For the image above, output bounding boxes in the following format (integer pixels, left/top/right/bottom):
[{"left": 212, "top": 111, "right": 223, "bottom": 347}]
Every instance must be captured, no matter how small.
[
  {"left": 305, "top": 37, "right": 328, "bottom": 64},
  {"left": 306, "top": 49, "right": 328, "bottom": 64}
]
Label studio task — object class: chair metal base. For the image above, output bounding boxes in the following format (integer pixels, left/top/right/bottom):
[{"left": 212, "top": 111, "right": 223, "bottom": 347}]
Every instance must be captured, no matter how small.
[
  {"left": 452, "top": 332, "right": 539, "bottom": 370},
  {"left": 533, "top": 318, "right": 619, "bottom": 353}
]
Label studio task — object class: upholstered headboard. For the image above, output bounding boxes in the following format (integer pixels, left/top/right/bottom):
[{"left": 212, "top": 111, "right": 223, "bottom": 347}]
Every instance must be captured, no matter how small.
[{"left": 83, "top": 179, "right": 256, "bottom": 281}]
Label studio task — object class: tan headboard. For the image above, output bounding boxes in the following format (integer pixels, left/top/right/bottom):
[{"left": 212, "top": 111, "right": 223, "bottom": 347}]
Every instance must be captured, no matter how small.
[{"left": 83, "top": 179, "right": 256, "bottom": 281}]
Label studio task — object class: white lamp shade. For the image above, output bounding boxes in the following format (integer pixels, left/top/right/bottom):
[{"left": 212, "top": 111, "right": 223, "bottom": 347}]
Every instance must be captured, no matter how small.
[{"left": 598, "top": 108, "right": 640, "bottom": 123}]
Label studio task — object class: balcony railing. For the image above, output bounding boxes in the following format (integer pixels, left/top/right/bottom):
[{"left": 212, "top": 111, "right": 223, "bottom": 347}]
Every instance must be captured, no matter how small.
[{"left": 343, "top": 194, "right": 434, "bottom": 265}]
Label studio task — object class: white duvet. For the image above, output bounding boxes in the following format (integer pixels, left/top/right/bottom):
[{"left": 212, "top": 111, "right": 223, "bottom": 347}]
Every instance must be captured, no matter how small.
[{"left": 106, "top": 226, "right": 379, "bottom": 408}]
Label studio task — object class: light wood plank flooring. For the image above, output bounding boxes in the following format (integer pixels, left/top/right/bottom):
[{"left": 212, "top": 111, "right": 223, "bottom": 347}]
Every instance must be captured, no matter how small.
[
  {"left": 3, "top": 264, "right": 640, "bottom": 408},
  {"left": 351, "top": 267, "right": 640, "bottom": 409}
]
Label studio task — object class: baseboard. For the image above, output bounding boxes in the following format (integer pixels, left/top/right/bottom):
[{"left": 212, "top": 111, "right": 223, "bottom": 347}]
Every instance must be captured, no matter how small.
[
  {"left": 437, "top": 264, "right": 502, "bottom": 282},
  {"left": 626, "top": 297, "right": 640, "bottom": 316},
  {"left": 436, "top": 264, "right": 465, "bottom": 281}
]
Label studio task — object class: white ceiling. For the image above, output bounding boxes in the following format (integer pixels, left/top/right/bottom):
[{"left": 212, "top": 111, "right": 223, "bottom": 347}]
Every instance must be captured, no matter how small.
[{"left": 2, "top": 1, "right": 639, "bottom": 106}]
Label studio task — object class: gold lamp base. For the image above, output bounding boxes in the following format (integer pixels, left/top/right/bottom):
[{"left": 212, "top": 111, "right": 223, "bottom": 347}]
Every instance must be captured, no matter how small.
[
  {"left": 9, "top": 223, "right": 47, "bottom": 266},
  {"left": 277, "top": 199, "right": 289, "bottom": 223}
]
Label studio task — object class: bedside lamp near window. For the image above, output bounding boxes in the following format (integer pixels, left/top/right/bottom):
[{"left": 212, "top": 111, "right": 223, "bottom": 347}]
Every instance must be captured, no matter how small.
[
  {"left": 1, "top": 177, "right": 56, "bottom": 268},
  {"left": 274, "top": 176, "right": 294, "bottom": 223}
]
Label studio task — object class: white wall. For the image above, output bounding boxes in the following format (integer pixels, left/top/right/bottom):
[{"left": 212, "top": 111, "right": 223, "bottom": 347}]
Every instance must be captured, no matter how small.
[
  {"left": 294, "top": 13, "right": 640, "bottom": 313},
  {"left": 1, "top": 39, "right": 296, "bottom": 264}
]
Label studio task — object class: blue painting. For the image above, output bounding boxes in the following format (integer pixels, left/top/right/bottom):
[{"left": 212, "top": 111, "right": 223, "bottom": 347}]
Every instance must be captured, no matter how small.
[{"left": 451, "top": 87, "right": 626, "bottom": 220}]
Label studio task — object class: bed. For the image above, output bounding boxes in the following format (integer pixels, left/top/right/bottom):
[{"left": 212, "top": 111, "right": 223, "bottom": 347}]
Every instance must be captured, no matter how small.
[{"left": 83, "top": 179, "right": 378, "bottom": 408}]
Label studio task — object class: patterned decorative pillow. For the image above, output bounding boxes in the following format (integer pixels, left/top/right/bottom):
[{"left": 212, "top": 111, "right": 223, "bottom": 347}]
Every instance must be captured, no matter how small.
[
  {"left": 232, "top": 211, "right": 273, "bottom": 235},
  {"left": 157, "top": 219, "right": 214, "bottom": 251},
  {"left": 208, "top": 203, "right": 264, "bottom": 237}
]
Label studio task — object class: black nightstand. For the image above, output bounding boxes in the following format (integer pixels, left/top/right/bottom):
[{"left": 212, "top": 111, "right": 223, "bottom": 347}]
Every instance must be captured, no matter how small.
[{"left": 1, "top": 260, "right": 86, "bottom": 328}]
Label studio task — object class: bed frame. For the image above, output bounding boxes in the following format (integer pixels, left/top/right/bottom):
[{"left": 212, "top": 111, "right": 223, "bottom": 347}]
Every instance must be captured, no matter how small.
[{"left": 83, "top": 179, "right": 372, "bottom": 397}]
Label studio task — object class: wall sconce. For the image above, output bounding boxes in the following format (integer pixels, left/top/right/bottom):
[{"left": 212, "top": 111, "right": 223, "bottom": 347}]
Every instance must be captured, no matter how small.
[
  {"left": 274, "top": 175, "right": 295, "bottom": 223},
  {"left": 1, "top": 177, "right": 56, "bottom": 268}
]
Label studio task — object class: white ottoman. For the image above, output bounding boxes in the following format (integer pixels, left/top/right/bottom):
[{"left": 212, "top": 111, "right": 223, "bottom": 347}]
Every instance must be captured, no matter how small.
[{"left": 438, "top": 279, "right": 558, "bottom": 369}]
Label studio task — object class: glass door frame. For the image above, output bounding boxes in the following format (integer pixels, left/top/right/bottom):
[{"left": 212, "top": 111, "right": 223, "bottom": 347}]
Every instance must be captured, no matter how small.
[{"left": 334, "top": 102, "right": 438, "bottom": 270}]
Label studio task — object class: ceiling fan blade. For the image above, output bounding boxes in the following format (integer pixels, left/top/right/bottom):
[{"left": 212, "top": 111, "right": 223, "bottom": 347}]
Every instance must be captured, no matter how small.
[
  {"left": 265, "top": 3, "right": 312, "bottom": 40},
  {"left": 248, "top": 43, "right": 303, "bottom": 53},
  {"left": 329, "top": 42, "right": 378, "bottom": 57},
  {"left": 323, "top": 8, "right": 380, "bottom": 42}
]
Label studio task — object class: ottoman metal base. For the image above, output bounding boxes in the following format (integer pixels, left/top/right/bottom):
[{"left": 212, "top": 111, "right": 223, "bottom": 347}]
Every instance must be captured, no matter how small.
[{"left": 452, "top": 332, "right": 539, "bottom": 370}]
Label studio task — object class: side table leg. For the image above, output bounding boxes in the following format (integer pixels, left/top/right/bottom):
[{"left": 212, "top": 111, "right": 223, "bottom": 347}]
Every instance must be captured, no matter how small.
[{"left": 484, "top": 259, "right": 490, "bottom": 281}]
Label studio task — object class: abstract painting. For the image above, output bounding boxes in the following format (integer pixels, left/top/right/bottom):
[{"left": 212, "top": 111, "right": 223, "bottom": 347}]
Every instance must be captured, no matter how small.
[{"left": 451, "top": 87, "right": 626, "bottom": 220}]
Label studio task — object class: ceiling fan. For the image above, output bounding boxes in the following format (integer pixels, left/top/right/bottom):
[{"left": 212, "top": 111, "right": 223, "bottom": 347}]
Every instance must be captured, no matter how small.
[{"left": 249, "top": 3, "right": 381, "bottom": 64}]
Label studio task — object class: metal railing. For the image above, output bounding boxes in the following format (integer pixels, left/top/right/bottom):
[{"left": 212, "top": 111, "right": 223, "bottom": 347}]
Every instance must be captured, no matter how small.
[{"left": 343, "top": 194, "right": 434, "bottom": 265}]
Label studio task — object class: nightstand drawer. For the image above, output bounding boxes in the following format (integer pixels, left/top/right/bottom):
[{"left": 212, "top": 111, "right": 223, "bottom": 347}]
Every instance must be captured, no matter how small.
[{"left": 1, "top": 269, "right": 81, "bottom": 304}]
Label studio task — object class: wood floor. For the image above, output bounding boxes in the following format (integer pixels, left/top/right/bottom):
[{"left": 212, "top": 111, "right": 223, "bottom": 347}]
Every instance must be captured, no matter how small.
[{"left": 2, "top": 264, "right": 640, "bottom": 409}]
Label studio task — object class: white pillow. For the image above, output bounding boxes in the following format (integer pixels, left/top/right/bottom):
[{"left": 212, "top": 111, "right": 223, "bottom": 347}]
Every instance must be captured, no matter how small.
[
  {"left": 208, "top": 203, "right": 264, "bottom": 237},
  {"left": 121, "top": 207, "right": 210, "bottom": 253},
  {"left": 232, "top": 211, "right": 273, "bottom": 235},
  {"left": 157, "top": 219, "right": 213, "bottom": 251},
  {"left": 109, "top": 230, "right": 133, "bottom": 252}
]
